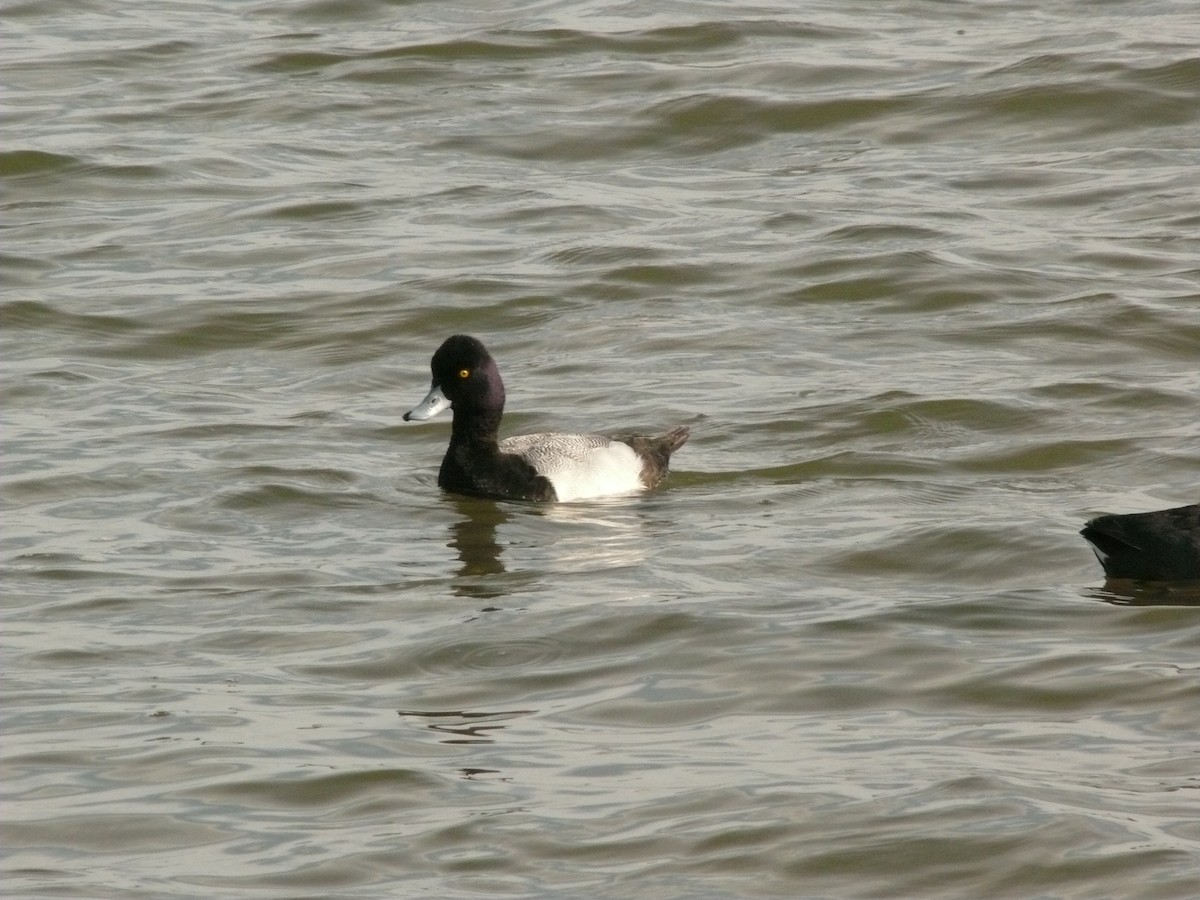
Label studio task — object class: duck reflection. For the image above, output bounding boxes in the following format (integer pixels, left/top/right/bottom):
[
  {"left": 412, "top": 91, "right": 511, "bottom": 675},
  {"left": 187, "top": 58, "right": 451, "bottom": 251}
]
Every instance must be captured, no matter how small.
[
  {"left": 397, "top": 708, "right": 534, "bottom": 745},
  {"left": 445, "top": 494, "right": 651, "bottom": 601},
  {"left": 1085, "top": 580, "right": 1200, "bottom": 607},
  {"left": 446, "top": 496, "right": 509, "bottom": 599}
]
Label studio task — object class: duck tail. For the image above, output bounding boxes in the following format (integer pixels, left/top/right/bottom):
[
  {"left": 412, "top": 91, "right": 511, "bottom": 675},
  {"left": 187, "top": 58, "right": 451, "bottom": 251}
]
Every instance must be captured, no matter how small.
[
  {"left": 657, "top": 425, "right": 690, "bottom": 455},
  {"left": 614, "top": 425, "right": 689, "bottom": 490}
]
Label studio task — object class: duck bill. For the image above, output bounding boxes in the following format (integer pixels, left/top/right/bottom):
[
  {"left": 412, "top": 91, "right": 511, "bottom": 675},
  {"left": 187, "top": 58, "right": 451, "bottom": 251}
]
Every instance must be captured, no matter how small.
[{"left": 403, "top": 383, "right": 452, "bottom": 421}]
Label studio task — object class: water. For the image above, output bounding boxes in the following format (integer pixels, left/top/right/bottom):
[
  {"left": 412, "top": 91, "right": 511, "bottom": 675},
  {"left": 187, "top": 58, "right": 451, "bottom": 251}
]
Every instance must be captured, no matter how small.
[{"left": 4, "top": 1, "right": 1200, "bottom": 897}]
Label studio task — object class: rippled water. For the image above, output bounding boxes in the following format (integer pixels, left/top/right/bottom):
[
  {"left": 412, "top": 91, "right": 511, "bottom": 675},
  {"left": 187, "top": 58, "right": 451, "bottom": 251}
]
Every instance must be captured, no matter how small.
[{"left": 4, "top": 0, "right": 1200, "bottom": 897}]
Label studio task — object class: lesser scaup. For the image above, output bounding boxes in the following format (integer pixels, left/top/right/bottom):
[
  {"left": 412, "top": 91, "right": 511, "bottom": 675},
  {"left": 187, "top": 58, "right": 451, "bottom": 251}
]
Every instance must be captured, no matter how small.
[
  {"left": 1081, "top": 503, "right": 1200, "bottom": 581},
  {"left": 403, "top": 335, "right": 689, "bottom": 502}
]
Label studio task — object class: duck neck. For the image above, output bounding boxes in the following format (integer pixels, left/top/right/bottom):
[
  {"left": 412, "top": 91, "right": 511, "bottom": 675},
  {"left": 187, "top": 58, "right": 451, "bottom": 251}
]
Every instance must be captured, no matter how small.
[{"left": 451, "top": 403, "right": 502, "bottom": 447}]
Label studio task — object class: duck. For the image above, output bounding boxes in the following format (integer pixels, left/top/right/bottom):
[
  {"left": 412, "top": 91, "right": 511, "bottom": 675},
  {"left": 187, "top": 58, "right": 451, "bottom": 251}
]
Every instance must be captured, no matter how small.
[
  {"left": 403, "top": 335, "right": 689, "bottom": 502},
  {"left": 1080, "top": 503, "right": 1200, "bottom": 581}
]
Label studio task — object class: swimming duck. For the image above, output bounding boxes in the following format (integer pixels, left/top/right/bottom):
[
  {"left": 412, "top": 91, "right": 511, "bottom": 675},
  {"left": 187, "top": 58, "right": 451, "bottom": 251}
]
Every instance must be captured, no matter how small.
[
  {"left": 1080, "top": 503, "right": 1200, "bottom": 581},
  {"left": 403, "top": 335, "right": 689, "bottom": 502}
]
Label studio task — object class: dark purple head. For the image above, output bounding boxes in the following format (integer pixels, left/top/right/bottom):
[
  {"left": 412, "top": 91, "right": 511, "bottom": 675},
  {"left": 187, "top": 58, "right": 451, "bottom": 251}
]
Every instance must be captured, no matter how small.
[{"left": 403, "top": 335, "right": 506, "bottom": 424}]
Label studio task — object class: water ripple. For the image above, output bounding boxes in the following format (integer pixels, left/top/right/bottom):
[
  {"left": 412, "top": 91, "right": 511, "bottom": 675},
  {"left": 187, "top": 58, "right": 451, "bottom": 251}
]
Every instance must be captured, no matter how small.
[{"left": 6, "top": 1, "right": 1200, "bottom": 897}]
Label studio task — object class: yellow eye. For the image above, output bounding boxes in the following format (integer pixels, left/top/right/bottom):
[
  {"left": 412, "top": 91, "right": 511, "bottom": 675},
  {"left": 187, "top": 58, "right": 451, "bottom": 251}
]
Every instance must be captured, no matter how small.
[{"left": 458, "top": 368, "right": 470, "bottom": 379}]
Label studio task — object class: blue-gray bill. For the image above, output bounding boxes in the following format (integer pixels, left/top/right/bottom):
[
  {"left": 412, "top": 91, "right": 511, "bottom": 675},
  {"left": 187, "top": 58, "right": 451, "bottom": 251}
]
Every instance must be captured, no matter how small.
[{"left": 403, "top": 384, "right": 451, "bottom": 422}]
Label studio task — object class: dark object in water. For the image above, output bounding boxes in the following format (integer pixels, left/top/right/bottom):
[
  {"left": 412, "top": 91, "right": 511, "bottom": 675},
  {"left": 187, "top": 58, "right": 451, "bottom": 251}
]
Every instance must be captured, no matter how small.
[{"left": 1080, "top": 503, "right": 1200, "bottom": 581}]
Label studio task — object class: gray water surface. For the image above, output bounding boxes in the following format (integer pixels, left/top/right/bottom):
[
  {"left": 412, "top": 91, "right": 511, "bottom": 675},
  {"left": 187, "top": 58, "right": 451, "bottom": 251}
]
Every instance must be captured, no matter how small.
[{"left": 4, "top": 1, "right": 1200, "bottom": 897}]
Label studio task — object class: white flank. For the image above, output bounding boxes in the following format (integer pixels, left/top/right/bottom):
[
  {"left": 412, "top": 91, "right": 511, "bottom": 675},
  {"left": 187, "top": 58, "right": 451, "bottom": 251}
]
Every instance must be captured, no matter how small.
[{"left": 500, "top": 433, "right": 644, "bottom": 501}]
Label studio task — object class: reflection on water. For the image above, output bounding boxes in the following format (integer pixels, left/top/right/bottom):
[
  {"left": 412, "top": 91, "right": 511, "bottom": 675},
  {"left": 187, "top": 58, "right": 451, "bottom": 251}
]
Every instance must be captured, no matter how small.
[
  {"left": 531, "top": 497, "right": 652, "bottom": 569},
  {"left": 397, "top": 708, "right": 536, "bottom": 745},
  {"left": 445, "top": 493, "right": 652, "bottom": 600},
  {"left": 446, "top": 496, "right": 509, "bottom": 593},
  {"left": 1085, "top": 579, "right": 1200, "bottom": 608}
]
